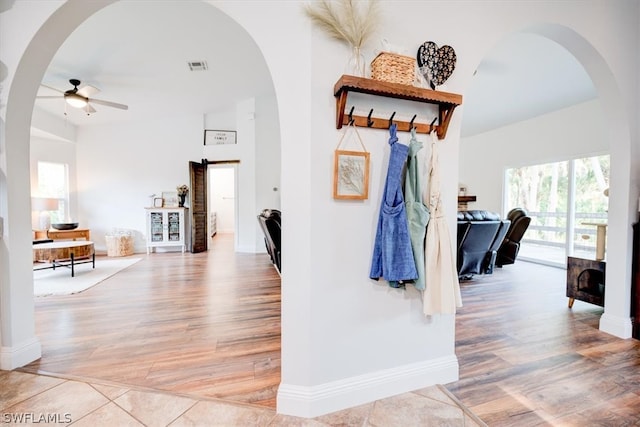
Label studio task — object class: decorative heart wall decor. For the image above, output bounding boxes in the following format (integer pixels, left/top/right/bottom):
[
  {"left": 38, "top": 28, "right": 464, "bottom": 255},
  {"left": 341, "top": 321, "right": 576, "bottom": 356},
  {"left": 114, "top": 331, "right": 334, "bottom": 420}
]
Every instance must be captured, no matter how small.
[{"left": 417, "top": 41, "right": 457, "bottom": 89}]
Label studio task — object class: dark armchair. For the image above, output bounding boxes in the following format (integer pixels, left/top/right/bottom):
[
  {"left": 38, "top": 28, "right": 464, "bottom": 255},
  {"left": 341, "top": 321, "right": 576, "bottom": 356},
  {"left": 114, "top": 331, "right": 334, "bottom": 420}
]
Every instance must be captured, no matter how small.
[
  {"left": 257, "top": 209, "right": 281, "bottom": 272},
  {"left": 457, "top": 210, "right": 510, "bottom": 279},
  {"left": 496, "top": 208, "right": 531, "bottom": 267}
]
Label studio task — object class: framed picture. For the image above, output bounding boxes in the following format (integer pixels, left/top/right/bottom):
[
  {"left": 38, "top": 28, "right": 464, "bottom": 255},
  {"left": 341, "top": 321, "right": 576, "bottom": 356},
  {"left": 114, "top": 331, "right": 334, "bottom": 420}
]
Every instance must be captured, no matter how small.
[
  {"left": 162, "top": 191, "right": 179, "bottom": 207},
  {"left": 153, "top": 197, "right": 164, "bottom": 208},
  {"left": 333, "top": 150, "right": 370, "bottom": 200},
  {"left": 204, "top": 129, "right": 237, "bottom": 145}
]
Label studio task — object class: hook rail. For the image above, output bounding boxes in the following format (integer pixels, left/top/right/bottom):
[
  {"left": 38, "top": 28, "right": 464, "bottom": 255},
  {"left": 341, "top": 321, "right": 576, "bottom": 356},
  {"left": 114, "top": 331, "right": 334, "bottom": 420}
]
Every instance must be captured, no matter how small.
[
  {"left": 334, "top": 75, "right": 462, "bottom": 139},
  {"left": 340, "top": 109, "right": 440, "bottom": 134}
]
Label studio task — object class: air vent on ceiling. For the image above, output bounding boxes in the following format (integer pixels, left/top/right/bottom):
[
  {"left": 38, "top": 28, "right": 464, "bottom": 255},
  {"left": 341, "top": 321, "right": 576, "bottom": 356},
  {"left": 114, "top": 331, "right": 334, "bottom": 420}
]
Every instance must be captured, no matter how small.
[{"left": 188, "top": 60, "right": 208, "bottom": 71}]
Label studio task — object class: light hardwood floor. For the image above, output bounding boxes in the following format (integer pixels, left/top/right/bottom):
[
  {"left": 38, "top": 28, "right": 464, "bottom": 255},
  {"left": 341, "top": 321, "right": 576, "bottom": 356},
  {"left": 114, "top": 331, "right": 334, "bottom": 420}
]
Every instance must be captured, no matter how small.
[
  {"left": 24, "top": 233, "right": 281, "bottom": 408},
  {"left": 447, "top": 261, "right": 640, "bottom": 426},
  {"left": 22, "top": 236, "right": 640, "bottom": 425}
]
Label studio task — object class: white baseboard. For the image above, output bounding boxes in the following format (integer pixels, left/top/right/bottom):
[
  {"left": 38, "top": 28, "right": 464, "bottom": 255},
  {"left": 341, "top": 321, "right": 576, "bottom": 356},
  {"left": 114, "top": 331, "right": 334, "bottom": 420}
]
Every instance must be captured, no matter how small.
[
  {"left": 0, "top": 337, "right": 41, "bottom": 370},
  {"left": 277, "top": 355, "right": 459, "bottom": 418},
  {"left": 599, "top": 312, "right": 633, "bottom": 338}
]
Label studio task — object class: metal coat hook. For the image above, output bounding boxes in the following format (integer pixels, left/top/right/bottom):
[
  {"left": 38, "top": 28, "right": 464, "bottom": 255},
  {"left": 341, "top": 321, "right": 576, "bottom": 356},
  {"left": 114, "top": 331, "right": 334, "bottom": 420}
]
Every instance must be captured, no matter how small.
[
  {"left": 389, "top": 111, "right": 396, "bottom": 128},
  {"left": 367, "top": 109, "right": 374, "bottom": 127},
  {"left": 409, "top": 114, "right": 417, "bottom": 130},
  {"left": 430, "top": 116, "right": 438, "bottom": 127},
  {"left": 348, "top": 106, "right": 355, "bottom": 125}
]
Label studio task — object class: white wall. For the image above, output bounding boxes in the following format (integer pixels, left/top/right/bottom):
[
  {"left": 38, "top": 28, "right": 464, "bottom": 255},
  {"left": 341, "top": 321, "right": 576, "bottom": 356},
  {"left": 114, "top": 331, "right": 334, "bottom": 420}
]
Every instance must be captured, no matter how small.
[
  {"left": 75, "top": 113, "right": 203, "bottom": 253},
  {"left": 234, "top": 98, "right": 257, "bottom": 252},
  {"left": 219, "top": 0, "right": 639, "bottom": 417},
  {"left": 460, "top": 100, "right": 608, "bottom": 214},
  {"left": 31, "top": 107, "right": 76, "bottom": 143},
  {"left": 203, "top": 95, "right": 281, "bottom": 252},
  {"left": 204, "top": 107, "right": 235, "bottom": 131},
  {"left": 255, "top": 94, "right": 281, "bottom": 213},
  {"left": 1, "top": 0, "right": 638, "bottom": 419}
]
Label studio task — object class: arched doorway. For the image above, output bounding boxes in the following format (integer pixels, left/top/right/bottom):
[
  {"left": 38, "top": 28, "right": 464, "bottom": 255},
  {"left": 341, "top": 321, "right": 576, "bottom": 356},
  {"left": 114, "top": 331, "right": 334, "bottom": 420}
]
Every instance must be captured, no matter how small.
[
  {"left": 450, "top": 22, "right": 636, "bottom": 424},
  {"left": 1, "top": 0, "right": 289, "bottom": 378},
  {"left": 461, "top": 31, "right": 607, "bottom": 265},
  {"left": 459, "top": 24, "right": 633, "bottom": 336}
]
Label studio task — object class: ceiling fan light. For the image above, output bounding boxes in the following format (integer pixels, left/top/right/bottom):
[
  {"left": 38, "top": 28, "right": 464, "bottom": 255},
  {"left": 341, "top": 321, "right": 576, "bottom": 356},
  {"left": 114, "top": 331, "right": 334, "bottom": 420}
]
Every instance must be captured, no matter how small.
[{"left": 65, "top": 93, "right": 87, "bottom": 108}]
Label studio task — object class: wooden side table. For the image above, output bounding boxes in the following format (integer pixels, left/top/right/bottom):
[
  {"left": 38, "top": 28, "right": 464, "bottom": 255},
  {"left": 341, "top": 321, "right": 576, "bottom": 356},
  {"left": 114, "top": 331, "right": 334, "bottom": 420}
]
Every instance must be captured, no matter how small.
[
  {"left": 34, "top": 228, "right": 91, "bottom": 241},
  {"left": 566, "top": 256, "right": 605, "bottom": 308}
]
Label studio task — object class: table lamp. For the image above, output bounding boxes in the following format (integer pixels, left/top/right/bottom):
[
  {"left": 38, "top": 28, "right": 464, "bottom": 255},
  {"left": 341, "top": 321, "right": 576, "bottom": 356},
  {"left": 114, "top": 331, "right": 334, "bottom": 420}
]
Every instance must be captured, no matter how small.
[{"left": 32, "top": 197, "right": 59, "bottom": 230}]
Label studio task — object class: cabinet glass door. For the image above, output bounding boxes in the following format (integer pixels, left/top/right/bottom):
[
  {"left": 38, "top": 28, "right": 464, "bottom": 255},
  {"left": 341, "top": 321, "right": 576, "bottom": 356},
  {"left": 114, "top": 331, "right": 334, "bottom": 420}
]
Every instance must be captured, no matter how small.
[
  {"left": 150, "top": 212, "right": 164, "bottom": 242},
  {"left": 168, "top": 211, "right": 181, "bottom": 241}
]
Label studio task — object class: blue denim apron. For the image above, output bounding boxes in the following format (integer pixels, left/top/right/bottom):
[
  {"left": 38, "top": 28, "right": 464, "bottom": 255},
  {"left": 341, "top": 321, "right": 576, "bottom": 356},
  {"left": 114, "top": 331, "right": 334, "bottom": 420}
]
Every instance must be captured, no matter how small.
[
  {"left": 370, "top": 124, "right": 418, "bottom": 284},
  {"left": 401, "top": 128, "right": 430, "bottom": 290}
]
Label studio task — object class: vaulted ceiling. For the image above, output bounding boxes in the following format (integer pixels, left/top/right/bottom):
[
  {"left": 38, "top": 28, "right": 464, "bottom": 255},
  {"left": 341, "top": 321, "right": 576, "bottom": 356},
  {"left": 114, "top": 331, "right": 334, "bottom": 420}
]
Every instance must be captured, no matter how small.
[
  {"left": 462, "top": 32, "right": 597, "bottom": 137},
  {"left": 34, "top": 1, "right": 273, "bottom": 128},
  {"left": 32, "top": 2, "right": 596, "bottom": 138}
]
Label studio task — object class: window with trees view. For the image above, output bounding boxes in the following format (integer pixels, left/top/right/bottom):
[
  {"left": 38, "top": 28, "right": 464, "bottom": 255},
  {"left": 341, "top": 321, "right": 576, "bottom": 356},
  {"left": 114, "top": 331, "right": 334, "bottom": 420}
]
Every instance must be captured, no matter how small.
[
  {"left": 36, "top": 161, "right": 69, "bottom": 223},
  {"left": 505, "top": 154, "right": 609, "bottom": 266}
]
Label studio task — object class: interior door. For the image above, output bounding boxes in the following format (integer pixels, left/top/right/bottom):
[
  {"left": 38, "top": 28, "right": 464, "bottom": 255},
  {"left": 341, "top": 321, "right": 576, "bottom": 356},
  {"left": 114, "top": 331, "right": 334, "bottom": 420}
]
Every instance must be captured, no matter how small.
[{"left": 189, "top": 160, "right": 208, "bottom": 253}]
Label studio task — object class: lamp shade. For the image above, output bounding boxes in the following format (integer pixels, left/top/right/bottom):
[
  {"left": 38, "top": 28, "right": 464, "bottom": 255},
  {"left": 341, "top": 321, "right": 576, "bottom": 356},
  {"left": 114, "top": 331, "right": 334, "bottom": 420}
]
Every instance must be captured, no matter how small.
[
  {"left": 32, "top": 197, "right": 59, "bottom": 211},
  {"left": 65, "top": 93, "right": 88, "bottom": 108}
]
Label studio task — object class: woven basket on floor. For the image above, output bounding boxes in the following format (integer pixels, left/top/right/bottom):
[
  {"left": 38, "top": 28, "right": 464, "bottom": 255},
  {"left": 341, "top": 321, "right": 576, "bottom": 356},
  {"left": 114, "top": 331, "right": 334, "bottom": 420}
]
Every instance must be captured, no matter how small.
[
  {"left": 370, "top": 52, "right": 416, "bottom": 85},
  {"left": 105, "top": 234, "right": 134, "bottom": 257}
]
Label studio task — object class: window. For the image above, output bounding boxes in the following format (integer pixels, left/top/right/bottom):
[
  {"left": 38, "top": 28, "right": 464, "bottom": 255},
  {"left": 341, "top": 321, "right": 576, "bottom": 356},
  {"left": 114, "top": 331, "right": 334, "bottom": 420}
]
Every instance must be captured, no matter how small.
[
  {"left": 505, "top": 155, "right": 609, "bottom": 267},
  {"left": 36, "top": 161, "right": 69, "bottom": 223}
]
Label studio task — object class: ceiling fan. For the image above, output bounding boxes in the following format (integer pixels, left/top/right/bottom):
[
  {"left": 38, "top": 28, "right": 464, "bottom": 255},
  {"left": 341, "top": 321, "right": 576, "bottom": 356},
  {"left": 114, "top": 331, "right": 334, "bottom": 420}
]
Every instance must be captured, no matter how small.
[{"left": 37, "top": 78, "right": 128, "bottom": 114}]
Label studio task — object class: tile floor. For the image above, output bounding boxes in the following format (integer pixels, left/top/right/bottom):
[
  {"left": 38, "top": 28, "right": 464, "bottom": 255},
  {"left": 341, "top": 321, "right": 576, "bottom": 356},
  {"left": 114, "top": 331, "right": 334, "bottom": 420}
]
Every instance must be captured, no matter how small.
[{"left": 1, "top": 370, "right": 485, "bottom": 426}]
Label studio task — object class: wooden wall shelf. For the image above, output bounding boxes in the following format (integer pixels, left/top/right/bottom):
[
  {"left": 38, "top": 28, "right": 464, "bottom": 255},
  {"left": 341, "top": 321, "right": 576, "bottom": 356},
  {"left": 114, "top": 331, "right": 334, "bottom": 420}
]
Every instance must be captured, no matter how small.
[{"left": 334, "top": 75, "right": 463, "bottom": 139}]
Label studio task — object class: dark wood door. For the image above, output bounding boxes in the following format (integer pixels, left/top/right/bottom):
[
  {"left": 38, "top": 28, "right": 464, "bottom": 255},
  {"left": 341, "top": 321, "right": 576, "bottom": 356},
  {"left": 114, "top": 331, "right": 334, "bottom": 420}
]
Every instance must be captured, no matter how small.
[
  {"left": 632, "top": 223, "right": 639, "bottom": 339},
  {"left": 189, "top": 160, "right": 207, "bottom": 253}
]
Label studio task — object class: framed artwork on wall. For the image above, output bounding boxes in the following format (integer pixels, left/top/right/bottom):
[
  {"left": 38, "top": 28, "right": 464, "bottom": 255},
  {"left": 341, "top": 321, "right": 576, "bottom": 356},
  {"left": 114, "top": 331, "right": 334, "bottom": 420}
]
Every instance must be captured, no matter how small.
[
  {"left": 204, "top": 129, "right": 237, "bottom": 145},
  {"left": 333, "top": 150, "right": 370, "bottom": 200},
  {"left": 162, "top": 191, "right": 179, "bottom": 207}
]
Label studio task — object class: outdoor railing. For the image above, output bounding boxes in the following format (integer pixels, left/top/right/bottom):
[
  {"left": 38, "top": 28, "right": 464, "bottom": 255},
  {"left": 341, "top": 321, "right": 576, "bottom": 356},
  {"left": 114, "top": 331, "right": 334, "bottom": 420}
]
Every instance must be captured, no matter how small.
[{"left": 521, "top": 211, "right": 607, "bottom": 253}]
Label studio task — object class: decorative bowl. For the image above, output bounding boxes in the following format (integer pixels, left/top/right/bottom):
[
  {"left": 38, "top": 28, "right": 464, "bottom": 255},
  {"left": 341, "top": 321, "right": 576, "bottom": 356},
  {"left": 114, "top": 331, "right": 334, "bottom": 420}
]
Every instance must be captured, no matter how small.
[{"left": 51, "top": 222, "right": 79, "bottom": 230}]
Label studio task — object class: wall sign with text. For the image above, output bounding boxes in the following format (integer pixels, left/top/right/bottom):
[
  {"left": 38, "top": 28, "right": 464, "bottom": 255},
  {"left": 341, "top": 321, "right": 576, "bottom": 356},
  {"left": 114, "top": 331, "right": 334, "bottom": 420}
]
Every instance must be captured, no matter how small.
[{"left": 204, "top": 130, "right": 237, "bottom": 145}]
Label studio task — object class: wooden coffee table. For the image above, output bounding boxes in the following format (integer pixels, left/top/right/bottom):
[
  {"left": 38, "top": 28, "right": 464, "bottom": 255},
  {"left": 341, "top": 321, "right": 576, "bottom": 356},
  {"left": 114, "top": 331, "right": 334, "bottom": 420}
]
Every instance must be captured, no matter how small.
[{"left": 33, "top": 241, "right": 95, "bottom": 277}]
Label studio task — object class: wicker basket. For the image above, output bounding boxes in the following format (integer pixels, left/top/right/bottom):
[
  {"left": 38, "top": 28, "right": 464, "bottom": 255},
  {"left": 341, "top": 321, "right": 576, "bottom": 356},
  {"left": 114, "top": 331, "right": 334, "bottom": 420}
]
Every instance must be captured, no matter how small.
[
  {"left": 105, "top": 234, "right": 134, "bottom": 257},
  {"left": 370, "top": 52, "right": 416, "bottom": 85}
]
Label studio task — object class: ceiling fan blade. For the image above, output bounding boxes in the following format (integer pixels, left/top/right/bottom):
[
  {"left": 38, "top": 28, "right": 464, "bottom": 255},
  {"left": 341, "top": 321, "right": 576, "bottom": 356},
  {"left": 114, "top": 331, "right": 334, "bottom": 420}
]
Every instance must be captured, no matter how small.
[
  {"left": 77, "top": 84, "right": 100, "bottom": 98},
  {"left": 36, "top": 96, "right": 62, "bottom": 99},
  {"left": 40, "top": 84, "right": 64, "bottom": 94},
  {"left": 84, "top": 103, "right": 97, "bottom": 114},
  {"left": 90, "top": 98, "right": 128, "bottom": 110}
]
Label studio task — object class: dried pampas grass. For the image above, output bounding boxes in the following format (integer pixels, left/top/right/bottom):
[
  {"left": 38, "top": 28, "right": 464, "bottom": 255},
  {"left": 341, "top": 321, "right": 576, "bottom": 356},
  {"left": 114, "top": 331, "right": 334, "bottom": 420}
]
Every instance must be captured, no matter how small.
[{"left": 304, "top": 0, "right": 379, "bottom": 49}]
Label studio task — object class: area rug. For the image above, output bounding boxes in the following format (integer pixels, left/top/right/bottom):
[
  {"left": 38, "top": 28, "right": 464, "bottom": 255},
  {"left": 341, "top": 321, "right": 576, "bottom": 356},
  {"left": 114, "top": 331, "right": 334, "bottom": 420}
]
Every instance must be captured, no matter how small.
[{"left": 33, "top": 257, "right": 142, "bottom": 297}]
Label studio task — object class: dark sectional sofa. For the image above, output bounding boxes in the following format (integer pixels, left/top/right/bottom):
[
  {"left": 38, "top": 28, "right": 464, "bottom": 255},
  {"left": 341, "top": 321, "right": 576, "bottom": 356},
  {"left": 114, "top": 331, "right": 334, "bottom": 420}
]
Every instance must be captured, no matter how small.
[{"left": 457, "top": 210, "right": 511, "bottom": 279}]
